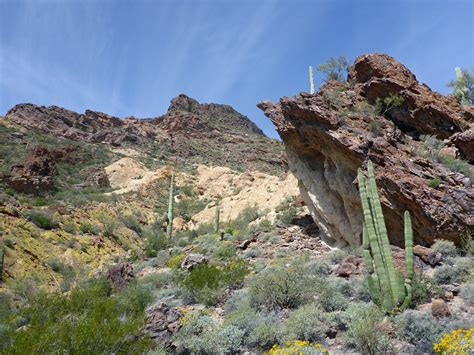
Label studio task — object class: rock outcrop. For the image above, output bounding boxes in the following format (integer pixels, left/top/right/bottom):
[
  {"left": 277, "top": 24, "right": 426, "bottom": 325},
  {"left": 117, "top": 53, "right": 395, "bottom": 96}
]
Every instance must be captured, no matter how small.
[
  {"left": 259, "top": 53, "right": 473, "bottom": 247},
  {"left": 5, "top": 94, "right": 286, "bottom": 173}
]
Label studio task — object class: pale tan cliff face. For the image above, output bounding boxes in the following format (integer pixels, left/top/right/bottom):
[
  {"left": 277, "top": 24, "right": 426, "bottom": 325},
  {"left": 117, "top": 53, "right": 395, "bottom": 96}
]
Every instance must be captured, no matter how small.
[{"left": 190, "top": 165, "right": 300, "bottom": 226}]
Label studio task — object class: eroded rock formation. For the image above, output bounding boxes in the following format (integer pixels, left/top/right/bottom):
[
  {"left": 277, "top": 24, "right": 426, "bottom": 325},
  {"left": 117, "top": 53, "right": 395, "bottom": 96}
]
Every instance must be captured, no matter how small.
[{"left": 259, "top": 53, "right": 473, "bottom": 247}]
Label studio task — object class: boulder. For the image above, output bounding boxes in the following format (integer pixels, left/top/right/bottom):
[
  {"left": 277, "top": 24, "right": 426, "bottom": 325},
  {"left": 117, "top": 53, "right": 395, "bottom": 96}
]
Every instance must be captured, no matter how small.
[
  {"left": 258, "top": 53, "right": 473, "bottom": 247},
  {"left": 144, "top": 303, "right": 182, "bottom": 346},
  {"left": 106, "top": 262, "right": 134, "bottom": 288},
  {"left": 431, "top": 299, "right": 451, "bottom": 318},
  {"left": 413, "top": 245, "right": 442, "bottom": 266},
  {"left": 334, "top": 262, "right": 357, "bottom": 278},
  {"left": 181, "top": 253, "right": 208, "bottom": 271}
]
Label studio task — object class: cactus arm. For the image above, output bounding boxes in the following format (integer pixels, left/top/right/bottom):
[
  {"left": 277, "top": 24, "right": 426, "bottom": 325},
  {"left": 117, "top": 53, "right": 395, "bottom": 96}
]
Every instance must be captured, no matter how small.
[
  {"left": 0, "top": 247, "right": 4, "bottom": 282},
  {"left": 214, "top": 202, "right": 220, "bottom": 234},
  {"left": 309, "top": 66, "right": 315, "bottom": 95},
  {"left": 358, "top": 168, "right": 392, "bottom": 309},
  {"left": 400, "top": 211, "right": 414, "bottom": 310},
  {"left": 366, "top": 161, "right": 400, "bottom": 307},
  {"left": 166, "top": 172, "right": 175, "bottom": 239}
]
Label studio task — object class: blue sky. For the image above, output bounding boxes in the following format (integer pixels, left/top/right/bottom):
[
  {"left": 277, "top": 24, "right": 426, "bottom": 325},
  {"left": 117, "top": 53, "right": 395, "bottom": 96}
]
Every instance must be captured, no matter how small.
[{"left": 0, "top": 0, "right": 473, "bottom": 138}]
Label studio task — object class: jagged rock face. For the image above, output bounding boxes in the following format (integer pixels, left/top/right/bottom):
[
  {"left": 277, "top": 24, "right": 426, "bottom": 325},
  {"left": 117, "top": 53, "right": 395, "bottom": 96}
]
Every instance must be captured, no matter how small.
[
  {"left": 259, "top": 53, "right": 473, "bottom": 247},
  {"left": 6, "top": 94, "right": 285, "bottom": 173}
]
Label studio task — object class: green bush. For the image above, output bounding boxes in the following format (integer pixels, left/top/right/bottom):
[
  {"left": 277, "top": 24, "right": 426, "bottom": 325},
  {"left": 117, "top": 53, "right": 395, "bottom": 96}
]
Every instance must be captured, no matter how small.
[
  {"left": 213, "top": 241, "right": 236, "bottom": 259},
  {"left": 277, "top": 205, "right": 298, "bottom": 225},
  {"left": 432, "top": 239, "right": 458, "bottom": 258},
  {"left": 317, "top": 56, "right": 350, "bottom": 82},
  {"left": 79, "top": 223, "right": 100, "bottom": 235},
  {"left": 428, "top": 177, "right": 441, "bottom": 188},
  {"left": 47, "top": 257, "right": 65, "bottom": 273},
  {"left": 459, "top": 283, "right": 474, "bottom": 306},
  {"left": 0, "top": 278, "right": 153, "bottom": 353},
  {"left": 181, "top": 260, "right": 249, "bottom": 305},
  {"left": 433, "top": 257, "right": 473, "bottom": 284},
  {"left": 342, "top": 303, "right": 389, "bottom": 354},
  {"left": 249, "top": 261, "right": 316, "bottom": 310},
  {"left": 174, "top": 312, "right": 244, "bottom": 354},
  {"left": 283, "top": 303, "right": 331, "bottom": 343},
  {"left": 394, "top": 310, "right": 443, "bottom": 352},
  {"left": 121, "top": 214, "right": 142, "bottom": 235},
  {"left": 24, "top": 210, "right": 58, "bottom": 230},
  {"left": 410, "top": 273, "right": 442, "bottom": 308},
  {"left": 318, "top": 284, "right": 349, "bottom": 312},
  {"left": 438, "top": 154, "right": 472, "bottom": 178}
]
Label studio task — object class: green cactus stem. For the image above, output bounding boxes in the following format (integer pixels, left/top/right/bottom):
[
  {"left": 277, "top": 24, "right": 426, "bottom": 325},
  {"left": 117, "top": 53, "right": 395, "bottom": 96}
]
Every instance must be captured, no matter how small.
[
  {"left": 214, "top": 202, "right": 220, "bottom": 234},
  {"left": 309, "top": 65, "right": 315, "bottom": 95},
  {"left": 358, "top": 160, "right": 414, "bottom": 312},
  {"left": 0, "top": 246, "right": 4, "bottom": 282},
  {"left": 166, "top": 172, "right": 175, "bottom": 239}
]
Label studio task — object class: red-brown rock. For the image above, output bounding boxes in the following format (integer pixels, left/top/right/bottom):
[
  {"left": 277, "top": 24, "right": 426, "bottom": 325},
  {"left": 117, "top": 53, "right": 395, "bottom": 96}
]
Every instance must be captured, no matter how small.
[
  {"left": 258, "top": 53, "right": 473, "bottom": 247},
  {"left": 431, "top": 299, "right": 451, "bottom": 318}
]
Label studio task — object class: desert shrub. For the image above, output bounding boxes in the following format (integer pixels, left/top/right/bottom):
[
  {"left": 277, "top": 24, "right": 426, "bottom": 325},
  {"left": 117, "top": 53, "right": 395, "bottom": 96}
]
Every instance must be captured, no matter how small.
[
  {"left": 432, "top": 239, "right": 458, "bottom": 258},
  {"left": 249, "top": 261, "right": 316, "bottom": 310},
  {"left": 138, "top": 271, "right": 174, "bottom": 290},
  {"left": 283, "top": 304, "right": 331, "bottom": 343},
  {"left": 318, "top": 284, "right": 349, "bottom": 312},
  {"left": 418, "top": 135, "right": 445, "bottom": 162},
  {"left": 181, "top": 260, "right": 249, "bottom": 305},
  {"left": 277, "top": 205, "right": 298, "bottom": 225},
  {"left": 342, "top": 303, "right": 389, "bottom": 354},
  {"left": 368, "top": 119, "right": 383, "bottom": 135},
  {"left": 459, "top": 283, "right": 474, "bottom": 306},
  {"left": 460, "top": 232, "right": 474, "bottom": 256},
  {"left": 47, "top": 257, "right": 65, "bottom": 273},
  {"left": 6, "top": 275, "right": 41, "bottom": 304},
  {"left": 448, "top": 67, "right": 474, "bottom": 105},
  {"left": 351, "top": 276, "right": 372, "bottom": 302},
  {"left": 428, "top": 177, "right": 441, "bottom": 188},
  {"left": 115, "top": 282, "right": 154, "bottom": 316},
  {"left": 213, "top": 241, "right": 236, "bottom": 259},
  {"left": 433, "top": 257, "right": 473, "bottom": 284},
  {"left": 410, "top": 273, "right": 442, "bottom": 308},
  {"left": 166, "top": 253, "right": 186, "bottom": 269},
  {"left": 317, "top": 56, "right": 350, "bottom": 82},
  {"left": 394, "top": 310, "right": 443, "bottom": 352},
  {"left": 63, "top": 221, "right": 77, "bottom": 234},
  {"left": 305, "top": 258, "right": 331, "bottom": 276},
  {"left": 325, "top": 249, "right": 347, "bottom": 264},
  {"left": 418, "top": 135, "right": 472, "bottom": 177},
  {"left": 24, "top": 210, "right": 58, "bottom": 230},
  {"left": 174, "top": 312, "right": 244, "bottom": 354},
  {"left": 439, "top": 154, "right": 472, "bottom": 178},
  {"left": 79, "top": 222, "right": 100, "bottom": 235},
  {"left": 143, "top": 227, "right": 169, "bottom": 256},
  {"left": 102, "top": 220, "right": 119, "bottom": 238},
  {"left": 121, "top": 214, "right": 142, "bottom": 235},
  {"left": 3, "top": 239, "right": 14, "bottom": 249},
  {"left": 1, "top": 278, "right": 153, "bottom": 353},
  {"left": 196, "top": 223, "right": 214, "bottom": 236}
]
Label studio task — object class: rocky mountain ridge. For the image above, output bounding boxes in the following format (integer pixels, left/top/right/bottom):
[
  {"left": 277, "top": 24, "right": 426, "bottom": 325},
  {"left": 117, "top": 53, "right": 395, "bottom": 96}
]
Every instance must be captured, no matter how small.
[{"left": 5, "top": 94, "right": 285, "bottom": 173}]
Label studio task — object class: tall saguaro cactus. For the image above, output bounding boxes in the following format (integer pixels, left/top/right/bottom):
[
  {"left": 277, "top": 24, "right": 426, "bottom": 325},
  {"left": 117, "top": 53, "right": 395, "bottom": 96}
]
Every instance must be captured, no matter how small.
[
  {"left": 166, "top": 172, "right": 175, "bottom": 239},
  {"left": 358, "top": 160, "right": 414, "bottom": 312},
  {"left": 309, "top": 66, "right": 315, "bottom": 95}
]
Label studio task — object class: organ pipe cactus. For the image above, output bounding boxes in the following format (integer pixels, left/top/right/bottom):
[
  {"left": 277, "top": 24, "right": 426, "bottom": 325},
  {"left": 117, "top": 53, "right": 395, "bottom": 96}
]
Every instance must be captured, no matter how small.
[
  {"left": 166, "top": 172, "right": 175, "bottom": 239},
  {"left": 358, "top": 160, "right": 414, "bottom": 312},
  {"left": 309, "top": 65, "right": 315, "bottom": 95},
  {"left": 0, "top": 246, "right": 4, "bottom": 282}
]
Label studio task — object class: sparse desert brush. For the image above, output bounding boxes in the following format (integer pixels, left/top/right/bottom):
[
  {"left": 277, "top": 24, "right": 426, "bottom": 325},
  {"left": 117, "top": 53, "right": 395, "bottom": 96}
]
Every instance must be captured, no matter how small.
[{"left": 24, "top": 209, "right": 58, "bottom": 230}]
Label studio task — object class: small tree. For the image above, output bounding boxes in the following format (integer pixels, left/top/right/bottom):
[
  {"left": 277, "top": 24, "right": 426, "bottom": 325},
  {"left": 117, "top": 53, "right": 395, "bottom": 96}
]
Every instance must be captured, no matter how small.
[
  {"left": 317, "top": 56, "right": 350, "bottom": 82},
  {"left": 448, "top": 67, "right": 474, "bottom": 105}
]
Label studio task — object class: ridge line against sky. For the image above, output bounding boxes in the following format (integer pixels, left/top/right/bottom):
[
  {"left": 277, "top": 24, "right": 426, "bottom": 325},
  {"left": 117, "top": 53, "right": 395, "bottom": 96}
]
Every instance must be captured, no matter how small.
[{"left": 1, "top": 0, "right": 473, "bottom": 138}]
